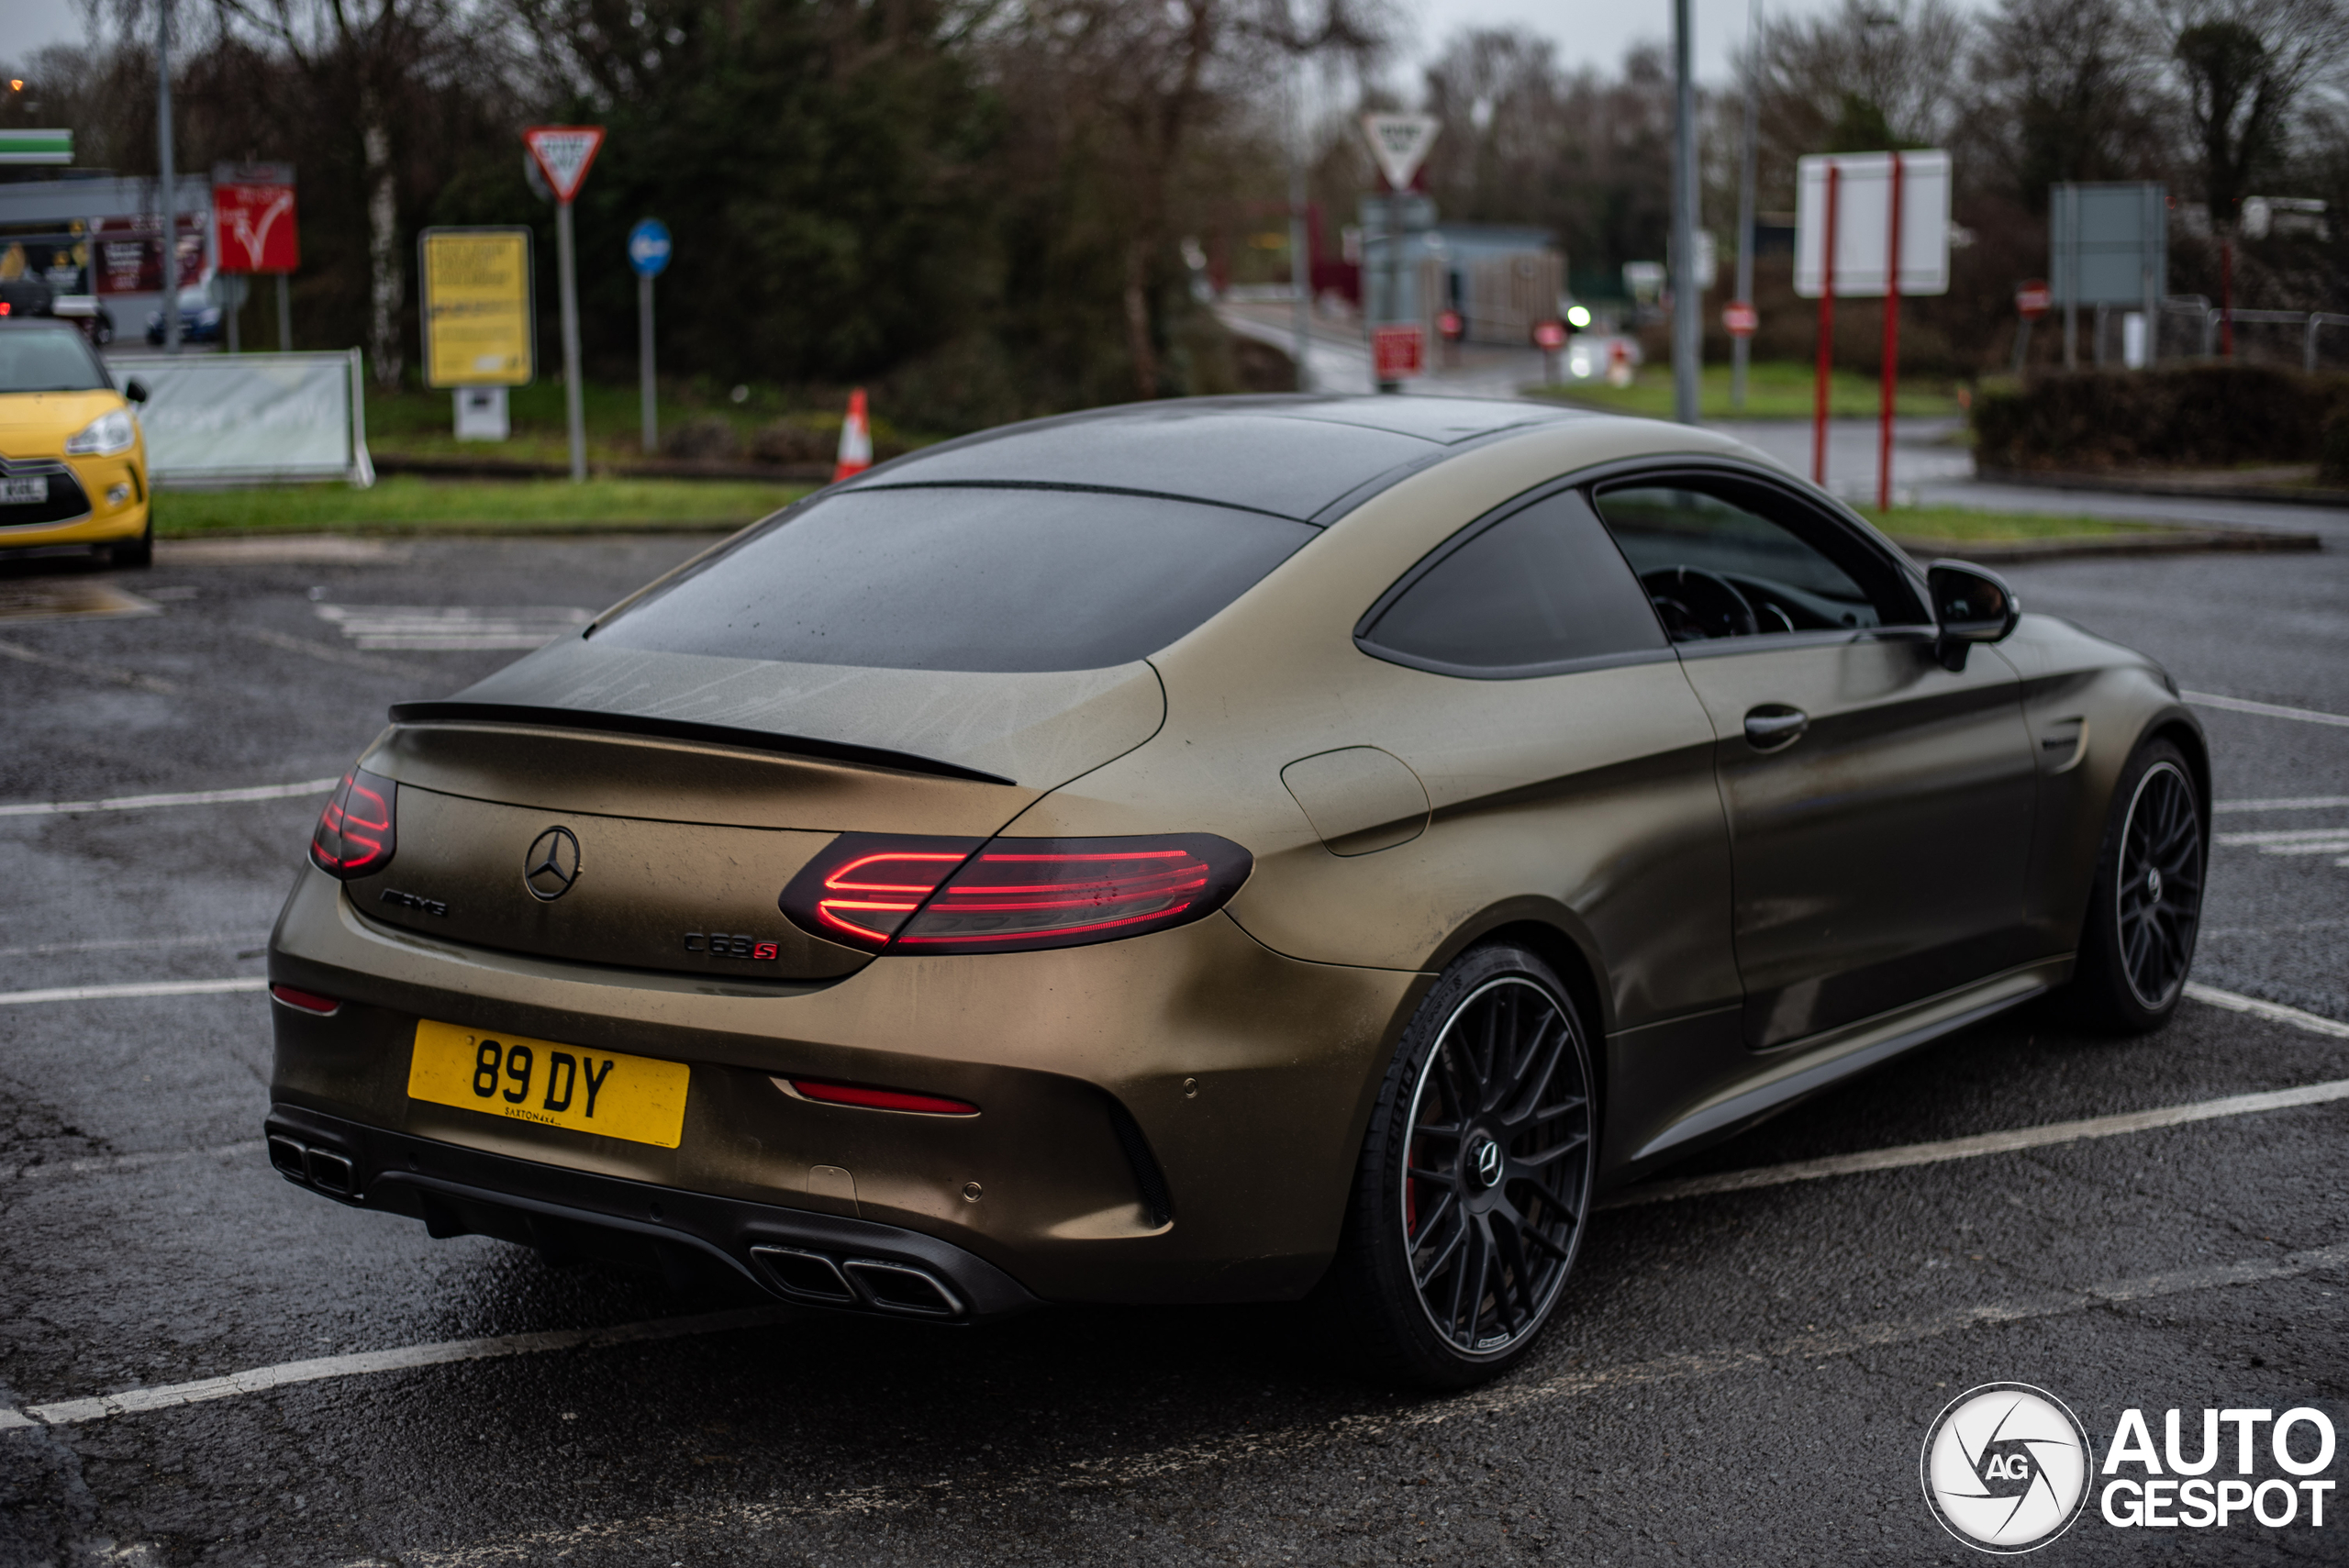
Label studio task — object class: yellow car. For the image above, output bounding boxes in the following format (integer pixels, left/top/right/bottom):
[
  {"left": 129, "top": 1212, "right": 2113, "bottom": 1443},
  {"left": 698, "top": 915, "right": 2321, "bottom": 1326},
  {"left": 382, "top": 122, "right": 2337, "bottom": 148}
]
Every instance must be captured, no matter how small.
[{"left": 0, "top": 318, "right": 152, "bottom": 567}]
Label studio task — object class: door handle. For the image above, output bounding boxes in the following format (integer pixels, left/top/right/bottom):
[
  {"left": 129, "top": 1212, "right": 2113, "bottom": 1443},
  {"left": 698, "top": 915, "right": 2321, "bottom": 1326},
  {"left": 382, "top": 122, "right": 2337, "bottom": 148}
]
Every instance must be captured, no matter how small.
[{"left": 1742, "top": 705, "right": 1809, "bottom": 751}]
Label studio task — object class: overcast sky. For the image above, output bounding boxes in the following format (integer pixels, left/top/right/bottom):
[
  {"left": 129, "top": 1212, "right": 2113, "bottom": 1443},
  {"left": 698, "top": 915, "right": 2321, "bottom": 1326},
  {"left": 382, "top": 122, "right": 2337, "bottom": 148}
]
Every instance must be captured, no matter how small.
[{"left": 10, "top": 0, "right": 1909, "bottom": 95}]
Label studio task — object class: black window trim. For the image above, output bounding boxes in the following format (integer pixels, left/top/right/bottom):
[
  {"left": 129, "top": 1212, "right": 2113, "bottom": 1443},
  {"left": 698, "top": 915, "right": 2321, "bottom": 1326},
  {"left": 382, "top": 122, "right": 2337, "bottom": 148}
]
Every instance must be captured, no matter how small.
[
  {"left": 1352, "top": 473, "right": 1680, "bottom": 682},
  {"left": 1583, "top": 457, "right": 1936, "bottom": 636},
  {"left": 1353, "top": 455, "right": 1939, "bottom": 683}
]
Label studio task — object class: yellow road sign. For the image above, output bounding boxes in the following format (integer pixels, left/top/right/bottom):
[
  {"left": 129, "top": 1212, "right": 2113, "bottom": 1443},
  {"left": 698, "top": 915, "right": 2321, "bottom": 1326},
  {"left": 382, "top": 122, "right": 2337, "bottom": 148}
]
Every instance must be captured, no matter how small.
[{"left": 418, "top": 227, "right": 534, "bottom": 387}]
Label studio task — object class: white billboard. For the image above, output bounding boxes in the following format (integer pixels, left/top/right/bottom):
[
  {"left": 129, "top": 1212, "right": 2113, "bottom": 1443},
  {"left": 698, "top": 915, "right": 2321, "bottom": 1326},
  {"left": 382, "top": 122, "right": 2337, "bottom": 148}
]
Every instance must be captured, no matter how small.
[
  {"left": 106, "top": 349, "right": 373, "bottom": 487},
  {"left": 1795, "top": 150, "right": 1952, "bottom": 298}
]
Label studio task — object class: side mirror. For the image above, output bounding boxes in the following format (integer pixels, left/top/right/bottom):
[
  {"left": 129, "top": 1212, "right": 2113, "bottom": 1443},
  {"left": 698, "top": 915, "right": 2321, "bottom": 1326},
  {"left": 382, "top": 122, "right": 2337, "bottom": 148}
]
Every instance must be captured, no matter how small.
[
  {"left": 123, "top": 378, "right": 149, "bottom": 404},
  {"left": 1927, "top": 560, "right": 2021, "bottom": 672}
]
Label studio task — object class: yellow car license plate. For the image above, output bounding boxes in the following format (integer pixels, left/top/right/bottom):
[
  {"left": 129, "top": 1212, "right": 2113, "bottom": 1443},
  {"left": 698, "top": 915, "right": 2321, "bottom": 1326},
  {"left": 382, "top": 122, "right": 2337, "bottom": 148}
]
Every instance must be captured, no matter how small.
[{"left": 407, "top": 1019, "right": 690, "bottom": 1148}]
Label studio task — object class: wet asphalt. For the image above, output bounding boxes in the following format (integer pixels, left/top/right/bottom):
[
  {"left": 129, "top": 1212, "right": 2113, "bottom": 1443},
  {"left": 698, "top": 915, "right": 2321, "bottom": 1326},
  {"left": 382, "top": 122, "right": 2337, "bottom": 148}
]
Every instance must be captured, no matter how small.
[{"left": 1, "top": 528, "right": 2344, "bottom": 1566}]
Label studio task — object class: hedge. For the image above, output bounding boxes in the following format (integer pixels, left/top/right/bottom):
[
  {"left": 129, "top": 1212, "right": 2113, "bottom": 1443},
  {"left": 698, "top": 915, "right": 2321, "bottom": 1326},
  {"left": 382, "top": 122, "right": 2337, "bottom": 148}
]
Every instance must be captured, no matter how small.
[{"left": 1971, "top": 364, "right": 2349, "bottom": 472}]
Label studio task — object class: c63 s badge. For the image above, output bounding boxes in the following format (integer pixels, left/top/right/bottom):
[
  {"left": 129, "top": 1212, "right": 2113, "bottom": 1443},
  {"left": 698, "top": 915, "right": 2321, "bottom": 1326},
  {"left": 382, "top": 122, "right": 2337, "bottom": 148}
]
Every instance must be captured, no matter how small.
[{"left": 685, "top": 931, "right": 780, "bottom": 961}]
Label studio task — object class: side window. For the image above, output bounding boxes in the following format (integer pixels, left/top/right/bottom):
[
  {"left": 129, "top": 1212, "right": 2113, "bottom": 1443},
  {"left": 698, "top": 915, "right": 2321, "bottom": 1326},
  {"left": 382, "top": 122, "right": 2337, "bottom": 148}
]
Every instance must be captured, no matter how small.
[
  {"left": 1360, "top": 488, "right": 1670, "bottom": 675},
  {"left": 1594, "top": 481, "right": 1920, "bottom": 643}
]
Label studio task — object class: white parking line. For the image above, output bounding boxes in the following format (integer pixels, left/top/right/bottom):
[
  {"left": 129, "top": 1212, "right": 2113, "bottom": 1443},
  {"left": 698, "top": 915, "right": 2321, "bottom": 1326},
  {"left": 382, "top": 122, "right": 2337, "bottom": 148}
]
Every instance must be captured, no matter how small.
[
  {"left": 0, "top": 978, "right": 266, "bottom": 1007},
  {"left": 0, "top": 1307, "right": 785, "bottom": 1430},
  {"left": 0, "top": 1140, "right": 262, "bottom": 1184},
  {"left": 2212, "top": 796, "right": 2349, "bottom": 813},
  {"left": 2183, "top": 981, "right": 2349, "bottom": 1039},
  {"left": 0, "top": 778, "right": 338, "bottom": 818},
  {"left": 2185, "top": 690, "right": 2349, "bottom": 728}
]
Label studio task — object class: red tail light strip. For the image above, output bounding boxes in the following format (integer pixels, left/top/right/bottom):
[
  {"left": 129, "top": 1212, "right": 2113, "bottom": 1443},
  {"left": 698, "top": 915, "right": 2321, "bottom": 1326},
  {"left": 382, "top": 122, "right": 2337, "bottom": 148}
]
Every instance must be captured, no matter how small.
[
  {"left": 308, "top": 767, "right": 398, "bottom": 881},
  {"left": 782, "top": 1078, "right": 979, "bottom": 1117},
  {"left": 269, "top": 984, "right": 340, "bottom": 1015},
  {"left": 781, "top": 833, "right": 1252, "bottom": 956}
]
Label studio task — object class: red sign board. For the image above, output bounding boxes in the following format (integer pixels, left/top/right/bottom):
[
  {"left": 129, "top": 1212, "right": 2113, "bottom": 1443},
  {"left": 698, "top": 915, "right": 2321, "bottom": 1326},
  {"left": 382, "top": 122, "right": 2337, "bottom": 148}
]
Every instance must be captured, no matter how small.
[
  {"left": 2015, "top": 281, "right": 2052, "bottom": 319},
  {"left": 91, "top": 215, "right": 203, "bottom": 295},
  {"left": 1372, "top": 325, "right": 1425, "bottom": 380},
  {"left": 214, "top": 163, "right": 298, "bottom": 274},
  {"left": 1437, "top": 309, "right": 1463, "bottom": 340},
  {"left": 1532, "top": 319, "right": 1567, "bottom": 350},
  {"left": 1721, "top": 301, "right": 1759, "bottom": 338},
  {"left": 524, "top": 127, "right": 606, "bottom": 204}
]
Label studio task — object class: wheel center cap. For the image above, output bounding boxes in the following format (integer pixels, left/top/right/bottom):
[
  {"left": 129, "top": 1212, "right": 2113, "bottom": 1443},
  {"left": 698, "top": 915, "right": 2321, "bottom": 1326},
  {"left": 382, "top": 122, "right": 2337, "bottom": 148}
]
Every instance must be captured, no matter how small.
[
  {"left": 1467, "top": 1135, "right": 1504, "bottom": 1190},
  {"left": 2146, "top": 867, "right": 2163, "bottom": 901}
]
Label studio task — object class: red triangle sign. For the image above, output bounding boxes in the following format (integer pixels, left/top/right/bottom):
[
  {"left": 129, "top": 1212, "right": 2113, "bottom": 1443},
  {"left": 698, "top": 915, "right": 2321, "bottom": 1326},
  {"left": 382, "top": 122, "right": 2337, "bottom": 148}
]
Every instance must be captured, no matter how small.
[{"left": 524, "top": 126, "right": 606, "bottom": 204}]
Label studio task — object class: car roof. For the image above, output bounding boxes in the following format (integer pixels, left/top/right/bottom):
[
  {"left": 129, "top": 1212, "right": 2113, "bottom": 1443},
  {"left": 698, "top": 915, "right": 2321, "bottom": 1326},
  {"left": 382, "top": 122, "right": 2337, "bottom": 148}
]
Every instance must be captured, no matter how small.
[{"left": 836, "top": 395, "right": 1609, "bottom": 523}]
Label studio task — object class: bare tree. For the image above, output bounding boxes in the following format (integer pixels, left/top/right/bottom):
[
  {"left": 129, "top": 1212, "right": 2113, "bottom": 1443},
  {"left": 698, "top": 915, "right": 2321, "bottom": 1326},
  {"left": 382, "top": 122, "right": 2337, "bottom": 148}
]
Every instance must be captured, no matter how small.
[
  {"left": 1964, "top": 0, "right": 2159, "bottom": 213},
  {"left": 2150, "top": 0, "right": 2349, "bottom": 220}
]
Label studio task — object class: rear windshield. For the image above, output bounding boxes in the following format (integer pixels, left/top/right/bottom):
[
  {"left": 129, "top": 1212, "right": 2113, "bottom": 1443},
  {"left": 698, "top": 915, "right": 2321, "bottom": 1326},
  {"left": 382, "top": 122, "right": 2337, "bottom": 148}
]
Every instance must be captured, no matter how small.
[
  {"left": 0, "top": 328, "right": 109, "bottom": 394},
  {"left": 596, "top": 485, "right": 1319, "bottom": 672}
]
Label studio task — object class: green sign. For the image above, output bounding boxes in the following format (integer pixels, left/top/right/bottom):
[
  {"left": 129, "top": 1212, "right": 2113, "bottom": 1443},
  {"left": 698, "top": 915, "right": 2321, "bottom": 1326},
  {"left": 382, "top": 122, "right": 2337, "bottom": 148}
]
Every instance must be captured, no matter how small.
[{"left": 0, "top": 130, "right": 73, "bottom": 166}]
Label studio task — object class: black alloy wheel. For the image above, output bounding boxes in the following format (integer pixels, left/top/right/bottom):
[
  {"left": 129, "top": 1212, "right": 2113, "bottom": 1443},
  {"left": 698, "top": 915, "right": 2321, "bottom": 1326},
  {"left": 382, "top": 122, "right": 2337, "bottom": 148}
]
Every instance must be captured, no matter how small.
[
  {"left": 2071, "top": 738, "right": 2205, "bottom": 1032},
  {"left": 2116, "top": 758, "right": 2203, "bottom": 1009},
  {"left": 1321, "top": 944, "right": 1596, "bottom": 1386}
]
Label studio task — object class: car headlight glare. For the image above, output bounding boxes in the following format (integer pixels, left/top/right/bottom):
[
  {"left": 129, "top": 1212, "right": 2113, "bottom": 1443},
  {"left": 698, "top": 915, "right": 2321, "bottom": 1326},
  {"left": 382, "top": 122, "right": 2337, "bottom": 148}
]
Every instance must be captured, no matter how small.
[{"left": 65, "top": 408, "right": 137, "bottom": 456}]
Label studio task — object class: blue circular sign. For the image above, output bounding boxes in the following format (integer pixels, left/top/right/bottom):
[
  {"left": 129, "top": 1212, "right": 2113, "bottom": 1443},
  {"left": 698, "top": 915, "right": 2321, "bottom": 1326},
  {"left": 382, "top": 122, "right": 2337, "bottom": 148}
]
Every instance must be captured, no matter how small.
[{"left": 627, "top": 218, "right": 672, "bottom": 277}]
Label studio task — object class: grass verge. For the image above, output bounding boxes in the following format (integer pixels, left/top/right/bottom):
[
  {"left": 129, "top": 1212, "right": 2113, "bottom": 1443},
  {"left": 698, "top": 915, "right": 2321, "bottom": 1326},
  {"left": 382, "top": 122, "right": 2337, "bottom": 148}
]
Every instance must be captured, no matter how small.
[
  {"left": 1859, "top": 506, "right": 2161, "bottom": 542},
  {"left": 1534, "top": 361, "right": 1962, "bottom": 419},
  {"left": 155, "top": 476, "right": 809, "bottom": 537}
]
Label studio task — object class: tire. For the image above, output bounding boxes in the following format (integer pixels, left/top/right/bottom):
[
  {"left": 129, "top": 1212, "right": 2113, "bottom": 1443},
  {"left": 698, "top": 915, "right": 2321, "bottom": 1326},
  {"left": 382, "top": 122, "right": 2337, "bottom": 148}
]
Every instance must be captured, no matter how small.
[
  {"left": 1318, "top": 942, "right": 1597, "bottom": 1388},
  {"left": 109, "top": 522, "right": 154, "bottom": 570},
  {"left": 2068, "top": 738, "right": 2205, "bottom": 1032}
]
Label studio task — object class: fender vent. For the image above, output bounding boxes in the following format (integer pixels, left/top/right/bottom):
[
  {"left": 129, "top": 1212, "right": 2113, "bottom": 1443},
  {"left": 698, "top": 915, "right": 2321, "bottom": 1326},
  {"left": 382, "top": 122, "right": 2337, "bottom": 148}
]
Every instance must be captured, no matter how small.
[{"left": 1104, "top": 1095, "right": 1174, "bottom": 1228}]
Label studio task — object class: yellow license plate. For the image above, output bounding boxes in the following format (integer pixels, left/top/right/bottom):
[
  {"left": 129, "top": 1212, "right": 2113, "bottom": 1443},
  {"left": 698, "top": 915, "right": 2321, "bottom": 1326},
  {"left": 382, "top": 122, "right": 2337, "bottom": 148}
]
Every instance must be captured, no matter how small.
[{"left": 407, "top": 1019, "right": 690, "bottom": 1148}]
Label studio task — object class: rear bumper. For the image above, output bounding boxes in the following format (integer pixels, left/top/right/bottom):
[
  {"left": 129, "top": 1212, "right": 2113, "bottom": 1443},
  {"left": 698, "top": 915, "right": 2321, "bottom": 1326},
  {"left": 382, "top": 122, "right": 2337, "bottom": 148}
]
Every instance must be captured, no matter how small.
[
  {"left": 266, "top": 1103, "right": 1041, "bottom": 1320},
  {"left": 268, "top": 864, "right": 1431, "bottom": 1306}
]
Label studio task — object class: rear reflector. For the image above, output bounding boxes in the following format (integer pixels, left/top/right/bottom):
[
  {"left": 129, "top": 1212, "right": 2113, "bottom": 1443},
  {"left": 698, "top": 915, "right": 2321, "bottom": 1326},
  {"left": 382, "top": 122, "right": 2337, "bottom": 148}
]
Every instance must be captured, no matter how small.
[
  {"left": 782, "top": 1078, "right": 979, "bottom": 1117},
  {"left": 783, "top": 833, "right": 1251, "bottom": 956},
  {"left": 308, "top": 766, "right": 397, "bottom": 880},
  {"left": 269, "top": 984, "right": 340, "bottom": 1015}
]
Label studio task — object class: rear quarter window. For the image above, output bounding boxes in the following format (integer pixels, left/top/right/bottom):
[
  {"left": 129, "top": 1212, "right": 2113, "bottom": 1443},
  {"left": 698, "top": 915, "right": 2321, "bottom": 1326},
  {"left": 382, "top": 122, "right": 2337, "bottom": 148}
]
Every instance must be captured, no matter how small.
[
  {"left": 595, "top": 485, "right": 1318, "bottom": 673},
  {"left": 1358, "top": 488, "right": 1669, "bottom": 676}
]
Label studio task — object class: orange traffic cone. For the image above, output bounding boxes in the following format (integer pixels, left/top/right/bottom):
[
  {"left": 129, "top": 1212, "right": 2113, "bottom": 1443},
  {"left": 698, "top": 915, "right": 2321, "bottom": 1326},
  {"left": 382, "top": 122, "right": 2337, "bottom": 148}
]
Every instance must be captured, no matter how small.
[{"left": 833, "top": 388, "right": 874, "bottom": 482}]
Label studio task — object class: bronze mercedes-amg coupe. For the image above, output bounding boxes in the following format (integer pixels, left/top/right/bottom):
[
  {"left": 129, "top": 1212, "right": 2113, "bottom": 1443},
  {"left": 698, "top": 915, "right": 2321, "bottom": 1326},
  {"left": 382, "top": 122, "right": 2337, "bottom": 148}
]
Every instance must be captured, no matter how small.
[{"left": 266, "top": 395, "right": 2206, "bottom": 1385}]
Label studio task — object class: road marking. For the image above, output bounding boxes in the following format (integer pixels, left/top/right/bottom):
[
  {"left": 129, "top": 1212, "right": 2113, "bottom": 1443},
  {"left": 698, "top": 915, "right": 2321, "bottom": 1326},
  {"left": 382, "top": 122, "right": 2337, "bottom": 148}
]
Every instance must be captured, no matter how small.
[
  {"left": 2216, "top": 828, "right": 2349, "bottom": 845},
  {"left": 2185, "top": 690, "right": 2349, "bottom": 728},
  {"left": 0, "top": 778, "right": 338, "bottom": 818},
  {"left": 247, "top": 626, "right": 431, "bottom": 678},
  {"left": 287, "top": 1240, "right": 2349, "bottom": 1562},
  {"left": 0, "top": 977, "right": 265, "bottom": 1007},
  {"left": 0, "top": 1308, "right": 785, "bottom": 1430},
  {"left": 0, "top": 1140, "right": 262, "bottom": 1184},
  {"left": 0, "top": 580, "right": 161, "bottom": 624},
  {"left": 0, "top": 932, "right": 268, "bottom": 960},
  {"left": 2183, "top": 981, "right": 2349, "bottom": 1039},
  {"left": 1604, "top": 985, "right": 2349, "bottom": 1208},
  {"left": 313, "top": 604, "right": 590, "bottom": 651},
  {"left": 2212, "top": 796, "right": 2349, "bottom": 813},
  {"left": 0, "top": 636, "right": 177, "bottom": 695},
  {"left": 1600, "top": 1077, "right": 2349, "bottom": 1208}
]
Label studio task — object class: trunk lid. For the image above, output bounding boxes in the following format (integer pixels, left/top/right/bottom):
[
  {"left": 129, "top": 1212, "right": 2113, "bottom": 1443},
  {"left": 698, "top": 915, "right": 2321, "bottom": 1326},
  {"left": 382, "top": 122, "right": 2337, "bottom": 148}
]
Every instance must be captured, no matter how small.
[{"left": 346, "top": 647, "right": 1163, "bottom": 982}]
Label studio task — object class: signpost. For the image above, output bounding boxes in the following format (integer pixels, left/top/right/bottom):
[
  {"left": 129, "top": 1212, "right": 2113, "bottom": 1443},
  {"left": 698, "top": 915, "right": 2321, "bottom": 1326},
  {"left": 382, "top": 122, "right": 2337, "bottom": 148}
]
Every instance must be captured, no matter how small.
[
  {"left": 1721, "top": 301, "right": 1758, "bottom": 338},
  {"left": 1360, "top": 114, "right": 1438, "bottom": 393},
  {"left": 417, "top": 228, "right": 533, "bottom": 441},
  {"left": 213, "top": 162, "right": 298, "bottom": 353},
  {"left": 2049, "top": 183, "right": 2165, "bottom": 369},
  {"left": 1796, "top": 150, "right": 1951, "bottom": 508},
  {"left": 627, "top": 218, "right": 670, "bottom": 453},
  {"left": 2011, "top": 279, "right": 2050, "bottom": 373},
  {"left": 523, "top": 126, "right": 606, "bottom": 482},
  {"left": 1533, "top": 317, "right": 1565, "bottom": 382}
]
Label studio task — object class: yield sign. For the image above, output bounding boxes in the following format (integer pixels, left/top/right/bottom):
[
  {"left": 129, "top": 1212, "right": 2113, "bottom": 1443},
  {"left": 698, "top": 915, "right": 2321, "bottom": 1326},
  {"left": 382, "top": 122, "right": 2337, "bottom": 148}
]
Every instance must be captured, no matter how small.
[
  {"left": 523, "top": 126, "right": 606, "bottom": 204},
  {"left": 1361, "top": 114, "right": 1440, "bottom": 191}
]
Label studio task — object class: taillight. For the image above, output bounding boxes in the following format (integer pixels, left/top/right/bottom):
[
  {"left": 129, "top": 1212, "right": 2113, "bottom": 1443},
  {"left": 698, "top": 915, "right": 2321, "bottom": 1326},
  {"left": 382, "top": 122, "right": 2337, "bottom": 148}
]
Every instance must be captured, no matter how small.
[
  {"left": 309, "top": 767, "right": 397, "bottom": 880},
  {"left": 782, "top": 1079, "right": 979, "bottom": 1116},
  {"left": 269, "top": 984, "right": 340, "bottom": 1015},
  {"left": 781, "top": 833, "right": 1251, "bottom": 956}
]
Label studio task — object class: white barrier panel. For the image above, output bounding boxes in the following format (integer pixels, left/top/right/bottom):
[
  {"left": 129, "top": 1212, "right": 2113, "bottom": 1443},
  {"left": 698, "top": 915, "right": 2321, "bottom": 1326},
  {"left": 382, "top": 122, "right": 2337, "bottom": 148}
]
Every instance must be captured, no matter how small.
[{"left": 105, "top": 350, "right": 373, "bottom": 488}]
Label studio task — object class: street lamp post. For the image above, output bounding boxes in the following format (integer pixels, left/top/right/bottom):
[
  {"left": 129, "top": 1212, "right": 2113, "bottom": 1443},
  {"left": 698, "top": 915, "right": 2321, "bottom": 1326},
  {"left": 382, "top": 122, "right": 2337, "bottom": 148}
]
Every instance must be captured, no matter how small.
[
  {"left": 1671, "top": 0, "right": 1700, "bottom": 425},
  {"left": 1732, "top": 0, "right": 1762, "bottom": 412},
  {"left": 156, "top": 0, "right": 180, "bottom": 353}
]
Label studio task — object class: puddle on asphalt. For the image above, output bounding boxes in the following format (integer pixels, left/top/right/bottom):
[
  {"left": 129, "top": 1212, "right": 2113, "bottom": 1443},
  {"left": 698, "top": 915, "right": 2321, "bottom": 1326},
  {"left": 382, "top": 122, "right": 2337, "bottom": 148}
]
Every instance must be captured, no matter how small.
[{"left": 0, "top": 580, "right": 162, "bottom": 624}]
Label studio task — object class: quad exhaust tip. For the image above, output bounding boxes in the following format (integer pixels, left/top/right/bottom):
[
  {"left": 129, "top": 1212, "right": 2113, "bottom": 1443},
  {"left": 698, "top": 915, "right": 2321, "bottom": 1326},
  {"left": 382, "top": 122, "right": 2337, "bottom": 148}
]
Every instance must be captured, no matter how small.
[
  {"left": 751, "top": 1244, "right": 963, "bottom": 1318},
  {"left": 269, "top": 1133, "right": 359, "bottom": 1198}
]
